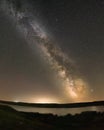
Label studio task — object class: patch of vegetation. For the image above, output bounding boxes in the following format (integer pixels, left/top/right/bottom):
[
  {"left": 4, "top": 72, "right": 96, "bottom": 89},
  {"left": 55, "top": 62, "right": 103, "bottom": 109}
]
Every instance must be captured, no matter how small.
[{"left": 0, "top": 104, "right": 104, "bottom": 130}]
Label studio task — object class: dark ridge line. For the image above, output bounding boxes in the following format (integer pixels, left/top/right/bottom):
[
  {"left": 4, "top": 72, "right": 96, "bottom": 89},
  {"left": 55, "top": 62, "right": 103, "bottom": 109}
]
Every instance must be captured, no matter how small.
[{"left": 0, "top": 100, "right": 104, "bottom": 108}]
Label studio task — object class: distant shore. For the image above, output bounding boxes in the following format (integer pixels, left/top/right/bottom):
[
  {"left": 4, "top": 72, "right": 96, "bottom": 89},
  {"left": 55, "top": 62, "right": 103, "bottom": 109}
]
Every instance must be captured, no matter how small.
[{"left": 0, "top": 100, "right": 104, "bottom": 108}]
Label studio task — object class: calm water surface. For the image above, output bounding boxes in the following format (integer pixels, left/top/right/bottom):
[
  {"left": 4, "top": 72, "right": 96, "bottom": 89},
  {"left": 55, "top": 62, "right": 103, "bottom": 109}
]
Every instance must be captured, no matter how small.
[{"left": 10, "top": 105, "right": 104, "bottom": 115}]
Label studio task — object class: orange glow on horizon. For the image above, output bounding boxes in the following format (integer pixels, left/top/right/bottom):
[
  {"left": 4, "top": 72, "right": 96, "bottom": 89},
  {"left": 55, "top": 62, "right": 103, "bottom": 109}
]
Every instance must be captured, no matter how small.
[{"left": 30, "top": 96, "right": 59, "bottom": 104}]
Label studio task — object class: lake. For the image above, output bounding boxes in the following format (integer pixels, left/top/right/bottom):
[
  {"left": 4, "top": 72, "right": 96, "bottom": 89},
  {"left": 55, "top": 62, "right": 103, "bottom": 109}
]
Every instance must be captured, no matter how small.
[{"left": 10, "top": 105, "right": 104, "bottom": 115}]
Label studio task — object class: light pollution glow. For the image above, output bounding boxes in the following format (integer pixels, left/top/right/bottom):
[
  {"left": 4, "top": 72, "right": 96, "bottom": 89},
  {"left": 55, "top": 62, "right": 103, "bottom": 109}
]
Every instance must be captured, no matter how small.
[{"left": 14, "top": 97, "right": 59, "bottom": 104}]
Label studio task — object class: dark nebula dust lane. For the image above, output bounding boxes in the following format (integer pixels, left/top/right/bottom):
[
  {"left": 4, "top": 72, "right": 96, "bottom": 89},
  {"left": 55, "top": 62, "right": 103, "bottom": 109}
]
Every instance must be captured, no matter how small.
[{"left": 0, "top": 0, "right": 103, "bottom": 103}]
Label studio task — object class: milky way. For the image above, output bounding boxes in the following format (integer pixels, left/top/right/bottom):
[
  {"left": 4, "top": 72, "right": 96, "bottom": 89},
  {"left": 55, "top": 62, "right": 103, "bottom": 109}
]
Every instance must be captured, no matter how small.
[{"left": 0, "top": 0, "right": 92, "bottom": 103}]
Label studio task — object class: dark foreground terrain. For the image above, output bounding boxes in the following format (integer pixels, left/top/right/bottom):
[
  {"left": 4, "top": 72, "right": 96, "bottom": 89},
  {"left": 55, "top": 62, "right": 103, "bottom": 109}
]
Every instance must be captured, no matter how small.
[{"left": 0, "top": 105, "right": 104, "bottom": 130}]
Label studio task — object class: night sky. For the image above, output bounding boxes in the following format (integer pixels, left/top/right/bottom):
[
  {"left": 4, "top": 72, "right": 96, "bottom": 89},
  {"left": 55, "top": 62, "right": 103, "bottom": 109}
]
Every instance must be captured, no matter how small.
[{"left": 0, "top": 0, "right": 104, "bottom": 103}]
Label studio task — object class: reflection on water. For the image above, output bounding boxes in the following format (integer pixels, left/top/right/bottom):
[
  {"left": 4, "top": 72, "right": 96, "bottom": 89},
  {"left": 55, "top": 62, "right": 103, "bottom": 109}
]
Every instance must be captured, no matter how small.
[{"left": 10, "top": 105, "right": 104, "bottom": 115}]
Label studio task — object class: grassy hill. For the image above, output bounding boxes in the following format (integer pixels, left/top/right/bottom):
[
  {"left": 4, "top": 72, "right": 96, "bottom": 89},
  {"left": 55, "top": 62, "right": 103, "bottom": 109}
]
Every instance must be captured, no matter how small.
[{"left": 0, "top": 105, "right": 54, "bottom": 130}]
